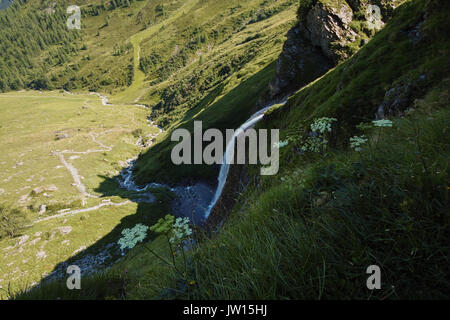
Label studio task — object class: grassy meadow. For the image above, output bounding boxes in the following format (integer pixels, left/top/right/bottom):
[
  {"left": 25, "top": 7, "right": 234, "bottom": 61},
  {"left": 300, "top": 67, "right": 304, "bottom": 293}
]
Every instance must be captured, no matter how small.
[
  {"left": 1, "top": 0, "right": 448, "bottom": 300},
  {"left": 0, "top": 90, "right": 163, "bottom": 297},
  {"left": 0, "top": 0, "right": 299, "bottom": 298}
]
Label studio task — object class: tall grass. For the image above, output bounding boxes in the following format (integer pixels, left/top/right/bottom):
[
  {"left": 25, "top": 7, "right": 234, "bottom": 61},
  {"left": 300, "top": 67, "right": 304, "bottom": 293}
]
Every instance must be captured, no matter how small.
[{"left": 189, "top": 105, "right": 449, "bottom": 299}]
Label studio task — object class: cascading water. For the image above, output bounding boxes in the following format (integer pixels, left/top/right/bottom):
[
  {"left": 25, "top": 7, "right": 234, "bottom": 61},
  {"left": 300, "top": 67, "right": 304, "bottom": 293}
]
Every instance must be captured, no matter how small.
[
  {"left": 119, "top": 159, "right": 169, "bottom": 192},
  {"left": 115, "top": 94, "right": 285, "bottom": 224},
  {"left": 204, "top": 100, "right": 286, "bottom": 219}
]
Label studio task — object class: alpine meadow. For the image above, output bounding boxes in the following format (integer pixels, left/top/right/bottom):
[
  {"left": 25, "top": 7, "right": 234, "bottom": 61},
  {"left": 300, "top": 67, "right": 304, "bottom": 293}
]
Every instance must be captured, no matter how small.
[{"left": 0, "top": 0, "right": 448, "bottom": 303}]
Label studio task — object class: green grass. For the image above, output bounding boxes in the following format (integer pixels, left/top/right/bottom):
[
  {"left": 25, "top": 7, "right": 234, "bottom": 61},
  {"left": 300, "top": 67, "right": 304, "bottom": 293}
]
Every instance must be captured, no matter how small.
[
  {"left": 180, "top": 0, "right": 450, "bottom": 299},
  {"left": 0, "top": 90, "right": 163, "bottom": 298},
  {"left": 264, "top": 0, "right": 450, "bottom": 146},
  {"left": 110, "top": 0, "right": 202, "bottom": 105},
  {"left": 190, "top": 100, "right": 449, "bottom": 299},
  {"left": 17, "top": 81, "right": 449, "bottom": 300},
  {"left": 6, "top": 0, "right": 450, "bottom": 300},
  {"left": 134, "top": 61, "right": 279, "bottom": 183},
  {"left": 1, "top": 0, "right": 298, "bottom": 300},
  {"left": 121, "top": 0, "right": 300, "bottom": 183},
  {"left": 1, "top": 0, "right": 299, "bottom": 182}
]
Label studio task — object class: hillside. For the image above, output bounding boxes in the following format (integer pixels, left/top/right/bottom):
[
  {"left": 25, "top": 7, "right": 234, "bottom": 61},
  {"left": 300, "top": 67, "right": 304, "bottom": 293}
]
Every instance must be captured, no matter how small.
[
  {"left": 0, "top": 0, "right": 299, "bottom": 298},
  {"left": 200, "top": 0, "right": 450, "bottom": 299},
  {"left": 0, "top": 0, "right": 448, "bottom": 300}
]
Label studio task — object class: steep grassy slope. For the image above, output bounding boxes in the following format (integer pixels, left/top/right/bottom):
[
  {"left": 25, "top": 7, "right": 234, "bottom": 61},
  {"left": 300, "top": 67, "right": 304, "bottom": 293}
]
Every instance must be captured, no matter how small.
[
  {"left": 132, "top": 0, "right": 407, "bottom": 184},
  {"left": 133, "top": 62, "right": 279, "bottom": 183},
  {"left": 14, "top": 0, "right": 449, "bottom": 300},
  {"left": 130, "top": 1, "right": 299, "bottom": 182},
  {"left": 0, "top": 0, "right": 297, "bottom": 100},
  {"left": 189, "top": 0, "right": 449, "bottom": 299},
  {"left": 0, "top": 0, "right": 297, "bottom": 298}
]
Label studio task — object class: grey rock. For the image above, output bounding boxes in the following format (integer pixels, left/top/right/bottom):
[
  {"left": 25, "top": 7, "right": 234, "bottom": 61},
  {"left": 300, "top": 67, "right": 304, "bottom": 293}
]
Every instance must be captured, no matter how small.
[
  {"left": 305, "top": 1, "right": 357, "bottom": 63},
  {"left": 38, "top": 204, "right": 47, "bottom": 214}
]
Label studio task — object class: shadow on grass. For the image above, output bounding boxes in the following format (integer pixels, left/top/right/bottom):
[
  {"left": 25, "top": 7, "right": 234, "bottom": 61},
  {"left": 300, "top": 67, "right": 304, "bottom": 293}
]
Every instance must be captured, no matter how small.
[
  {"left": 12, "top": 173, "right": 174, "bottom": 300},
  {"left": 133, "top": 62, "right": 277, "bottom": 184},
  {"left": 11, "top": 62, "right": 278, "bottom": 300}
]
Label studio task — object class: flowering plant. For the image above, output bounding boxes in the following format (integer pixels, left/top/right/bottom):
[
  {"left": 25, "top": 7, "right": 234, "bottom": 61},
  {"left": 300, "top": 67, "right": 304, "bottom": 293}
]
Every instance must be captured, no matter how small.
[
  {"left": 300, "top": 118, "right": 337, "bottom": 154},
  {"left": 116, "top": 215, "right": 195, "bottom": 289},
  {"left": 372, "top": 119, "right": 393, "bottom": 127},
  {"left": 311, "top": 117, "right": 337, "bottom": 134},
  {"left": 169, "top": 217, "right": 193, "bottom": 244},
  {"left": 117, "top": 224, "right": 149, "bottom": 251},
  {"left": 349, "top": 135, "right": 368, "bottom": 152}
]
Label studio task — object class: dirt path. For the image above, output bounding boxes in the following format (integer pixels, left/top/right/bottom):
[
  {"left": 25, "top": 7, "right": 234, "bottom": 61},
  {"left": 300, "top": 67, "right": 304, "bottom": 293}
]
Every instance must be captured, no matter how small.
[
  {"left": 53, "top": 132, "right": 115, "bottom": 205},
  {"left": 52, "top": 91, "right": 163, "bottom": 210},
  {"left": 55, "top": 151, "right": 96, "bottom": 203},
  {"left": 34, "top": 200, "right": 131, "bottom": 223},
  {"left": 112, "top": 0, "right": 200, "bottom": 104}
]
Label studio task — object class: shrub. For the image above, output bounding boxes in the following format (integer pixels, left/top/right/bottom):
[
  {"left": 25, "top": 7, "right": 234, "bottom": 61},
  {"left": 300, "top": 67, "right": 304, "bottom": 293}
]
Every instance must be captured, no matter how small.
[{"left": 0, "top": 205, "right": 29, "bottom": 240}]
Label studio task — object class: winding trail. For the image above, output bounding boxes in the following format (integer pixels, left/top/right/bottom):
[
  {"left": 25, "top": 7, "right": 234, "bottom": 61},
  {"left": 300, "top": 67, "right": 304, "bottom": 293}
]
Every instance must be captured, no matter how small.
[
  {"left": 34, "top": 91, "right": 165, "bottom": 223},
  {"left": 53, "top": 130, "right": 118, "bottom": 205},
  {"left": 54, "top": 151, "right": 97, "bottom": 203},
  {"left": 34, "top": 200, "right": 131, "bottom": 223}
]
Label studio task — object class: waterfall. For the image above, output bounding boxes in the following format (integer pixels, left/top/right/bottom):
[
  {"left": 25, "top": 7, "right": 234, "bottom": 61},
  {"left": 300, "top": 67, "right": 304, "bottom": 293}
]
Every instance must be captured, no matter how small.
[{"left": 204, "top": 100, "right": 286, "bottom": 219}]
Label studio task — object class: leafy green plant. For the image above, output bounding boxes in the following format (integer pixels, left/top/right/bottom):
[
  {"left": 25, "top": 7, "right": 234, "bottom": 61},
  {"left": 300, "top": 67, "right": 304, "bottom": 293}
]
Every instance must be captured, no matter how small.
[
  {"left": 0, "top": 205, "right": 29, "bottom": 239},
  {"left": 117, "top": 215, "right": 193, "bottom": 279},
  {"left": 349, "top": 135, "right": 368, "bottom": 152},
  {"left": 300, "top": 117, "right": 337, "bottom": 154}
]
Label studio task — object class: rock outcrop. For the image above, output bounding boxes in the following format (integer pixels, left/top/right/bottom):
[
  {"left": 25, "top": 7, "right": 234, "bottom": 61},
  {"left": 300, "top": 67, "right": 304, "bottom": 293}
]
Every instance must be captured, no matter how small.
[
  {"left": 270, "top": 0, "right": 403, "bottom": 98},
  {"left": 305, "top": 1, "right": 357, "bottom": 63},
  {"left": 269, "top": 24, "right": 332, "bottom": 98},
  {"left": 376, "top": 73, "right": 428, "bottom": 119}
]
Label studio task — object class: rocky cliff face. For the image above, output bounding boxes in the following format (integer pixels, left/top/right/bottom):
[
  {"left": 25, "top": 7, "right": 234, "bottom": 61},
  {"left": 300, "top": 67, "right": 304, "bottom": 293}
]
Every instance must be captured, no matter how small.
[
  {"left": 305, "top": 1, "right": 357, "bottom": 63},
  {"left": 270, "top": 0, "right": 403, "bottom": 98},
  {"left": 269, "top": 23, "right": 333, "bottom": 99}
]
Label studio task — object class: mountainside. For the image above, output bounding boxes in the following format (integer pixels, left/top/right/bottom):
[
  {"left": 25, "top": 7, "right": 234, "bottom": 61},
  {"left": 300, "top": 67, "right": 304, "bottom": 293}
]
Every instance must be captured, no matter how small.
[
  {"left": 0, "top": 0, "right": 448, "bottom": 300},
  {"left": 270, "top": 0, "right": 405, "bottom": 97},
  {"left": 133, "top": 0, "right": 409, "bottom": 184},
  {"left": 0, "top": 0, "right": 299, "bottom": 298},
  {"left": 200, "top": 0, "right": 450, "bottom": 299}
]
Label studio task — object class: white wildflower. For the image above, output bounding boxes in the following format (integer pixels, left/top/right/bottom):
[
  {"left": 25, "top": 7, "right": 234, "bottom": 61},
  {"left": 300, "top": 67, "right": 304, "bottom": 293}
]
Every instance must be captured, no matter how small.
[
  {"left": 273, "top": 140, "right": 289, "bottom": 149},
  {"left": 350, "top": 135, "right": 368, "bottom": 152},
  {"left": 311, "top": 117, "right": 337, "bottom": 134},
  {"left": 372, "top": 119, "right": 393, "bottom": 127},
  {"left": 169, "top": 217, "right": 193, "bottom": 244},
  {"left": 117, "top": 223, "right": 149, "bottom": 250}
]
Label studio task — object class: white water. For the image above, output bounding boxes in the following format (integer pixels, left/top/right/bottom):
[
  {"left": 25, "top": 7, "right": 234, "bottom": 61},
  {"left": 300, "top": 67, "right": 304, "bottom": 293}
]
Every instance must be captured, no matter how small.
[
  {"left": 118, "top": 99, "right": 285, "bottom": 222},
  {"left": 118, "top": 158, "right": 169, "bottom": 193},
  {"left": 78, "top": 89, "right": 285, "bottom": 223},
  {"left": 204, "top": 100, "right": 286, "bottom": 219}
]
